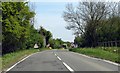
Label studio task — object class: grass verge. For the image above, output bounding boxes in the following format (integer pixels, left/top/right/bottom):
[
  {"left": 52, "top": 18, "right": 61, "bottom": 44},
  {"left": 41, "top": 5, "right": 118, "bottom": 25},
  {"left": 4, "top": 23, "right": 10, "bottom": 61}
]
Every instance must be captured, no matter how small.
[
  {"left": 69, "top": 47, "right": 119, "bottom": 63},
  {"left": 1, "top": 48, "right": 49, "bottom": 71}
]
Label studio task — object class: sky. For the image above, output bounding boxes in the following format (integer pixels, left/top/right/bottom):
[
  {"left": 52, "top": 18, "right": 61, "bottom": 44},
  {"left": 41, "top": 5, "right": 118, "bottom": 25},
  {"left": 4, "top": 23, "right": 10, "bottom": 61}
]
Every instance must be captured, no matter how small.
[
  {"left": 32, "top": 2, "right": 77, "bottom": 42},
  {"left": 29, "top": 0, "right": 120, "bottom": 42}
]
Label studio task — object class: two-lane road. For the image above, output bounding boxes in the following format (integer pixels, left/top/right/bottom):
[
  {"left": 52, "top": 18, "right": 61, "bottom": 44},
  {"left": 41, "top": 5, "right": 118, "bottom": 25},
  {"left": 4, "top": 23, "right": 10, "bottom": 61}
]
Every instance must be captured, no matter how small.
[{"left": 7, "top": 49, "right": 119, "bottom": 73}]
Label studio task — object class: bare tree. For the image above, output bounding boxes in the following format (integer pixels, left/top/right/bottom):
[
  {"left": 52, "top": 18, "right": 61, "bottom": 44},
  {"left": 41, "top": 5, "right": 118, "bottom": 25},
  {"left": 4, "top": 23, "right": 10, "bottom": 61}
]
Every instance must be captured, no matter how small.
[{"left": 63, "top": 2, "right": 117, "bottom": 47}]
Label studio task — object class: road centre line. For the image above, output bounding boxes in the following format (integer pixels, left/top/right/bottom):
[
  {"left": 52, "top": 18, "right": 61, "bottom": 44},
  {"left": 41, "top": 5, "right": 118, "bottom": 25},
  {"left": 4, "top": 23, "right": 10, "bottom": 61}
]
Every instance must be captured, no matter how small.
[
  {"left": 63, "top": 62, "right": 74, "bottom": 72},
  {"left": 57, "top": 56, "right": 62, "bottom": 61},
  {"left": 54, "top": 53, "right": 57, "bottom": 56},
  {"left": 54, "top": 53, "right": 74, "bottom": 72}
]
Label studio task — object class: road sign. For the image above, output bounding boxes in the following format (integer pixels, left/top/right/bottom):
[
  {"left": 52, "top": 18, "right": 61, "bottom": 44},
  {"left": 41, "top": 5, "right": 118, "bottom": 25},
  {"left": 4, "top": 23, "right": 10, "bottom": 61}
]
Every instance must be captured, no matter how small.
[{"left": 34, "top": 44, "right": 38, "bottom": 48}]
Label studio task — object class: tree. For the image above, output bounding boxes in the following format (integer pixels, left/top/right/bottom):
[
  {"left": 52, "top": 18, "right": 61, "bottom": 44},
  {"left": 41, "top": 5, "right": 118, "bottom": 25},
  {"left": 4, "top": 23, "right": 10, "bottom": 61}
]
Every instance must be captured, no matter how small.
[
  {"left": 96, "top": 16, "right": 120, "bottom": 42},
  {"left": 74, "top": 36, "right": 83, "bottom": 47},
  {"left": 2, "top": 2, "right": 35, "bottom": 54},
  {"left": 25, "top": 26, "right": 44, "bottom": 49},
  {"left": 64, "top": 41, "right": 71, "bottom": 48},
  {"left": 39, "top": 26, "right": 52, "bottom": 46},
  {"left": 48, "top": 38, "right": 64, "bottom": 49},
  {"left": 46, "top": 31, "right": 52, "bottom": 45},
  {"left": 63, "top": 2, "right": 118, "bottom": 47}
]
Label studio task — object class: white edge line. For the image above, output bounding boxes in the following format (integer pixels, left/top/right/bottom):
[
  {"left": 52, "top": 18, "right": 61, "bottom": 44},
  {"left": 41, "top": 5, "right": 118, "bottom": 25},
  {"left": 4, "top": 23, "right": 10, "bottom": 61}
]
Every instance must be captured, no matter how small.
[
  {"left": 6, "top": 52, "right": 39, "bottom": 72},
  {"left": 57, "top": 56, "right": 62, "bottom": 61},
  {"left": 103, "top": 60, "right": 119, "bottom": 66},
  {"left": 71, "top": 52, "right": 119, "bottom": 66},
  {"left": 63, "top": 62, "right": 74, "bottom": 72}
]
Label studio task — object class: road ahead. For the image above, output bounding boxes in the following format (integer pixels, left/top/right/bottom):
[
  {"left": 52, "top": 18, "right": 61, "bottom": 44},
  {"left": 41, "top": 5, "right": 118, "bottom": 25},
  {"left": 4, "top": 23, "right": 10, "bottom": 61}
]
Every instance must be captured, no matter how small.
[{"left": 7, "top": 49, "right": 119, "bottom": 73}]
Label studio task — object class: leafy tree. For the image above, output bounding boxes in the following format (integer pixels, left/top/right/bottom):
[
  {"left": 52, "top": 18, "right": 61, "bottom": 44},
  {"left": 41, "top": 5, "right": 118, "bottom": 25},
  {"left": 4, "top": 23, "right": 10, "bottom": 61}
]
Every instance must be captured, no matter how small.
[
  {"left": 2, "top": 2, "right": 54, "bottom": 54},
  {"left": 48, "top": 38, "right": 64, "bottom": 49},
  {"left": 39, "top": 26, "right": 52, "bottom": 46},
  {"left": 46, "top": 31, "right": 52, "bottom": 45},
  {"left": 74, "top": 36, "right": 83, "bottom": 47},
  {"left": 2, "top": 2, "right": 35, "bottom": 54},
  {"left": 25, "top": 26, "right": 44, "bottom": 49},
  {"left": 97, "top": 16, "right": 120, "bottom": 42}
]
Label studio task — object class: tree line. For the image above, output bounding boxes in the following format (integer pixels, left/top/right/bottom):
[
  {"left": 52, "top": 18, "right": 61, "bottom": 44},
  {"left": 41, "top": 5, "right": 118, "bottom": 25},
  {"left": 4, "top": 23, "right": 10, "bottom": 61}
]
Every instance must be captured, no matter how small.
[
  {"left": 63, "top": 2, "right": 120, "bottom": 47},
  {"left": 2, "top": 2, "right": 39, "bottom": 54},
  {"left": 2, "top": 2, "right": 71, "bottom": 54},
  {"left": 1, "top": 2, "right": 48, "bottom": 54}
]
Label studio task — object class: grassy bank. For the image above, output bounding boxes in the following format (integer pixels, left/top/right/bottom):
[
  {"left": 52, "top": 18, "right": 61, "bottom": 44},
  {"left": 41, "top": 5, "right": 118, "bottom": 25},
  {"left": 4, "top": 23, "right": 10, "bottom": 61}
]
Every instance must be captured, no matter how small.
[
  {"left": 69, "top": 47, "right": 119, "bottom": 63},
  {"left": 1, "top": 48, "right": 50, "bottom": 70}
]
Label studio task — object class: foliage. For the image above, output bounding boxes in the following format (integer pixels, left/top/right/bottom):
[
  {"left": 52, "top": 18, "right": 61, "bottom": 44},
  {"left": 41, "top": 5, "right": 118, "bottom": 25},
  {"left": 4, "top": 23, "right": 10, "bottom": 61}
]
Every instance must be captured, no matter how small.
[
  {"left": 26, "top": 26, "right": 44, "bottom": 49},
  {"left": 2, "top": 2, "right": 47, "bottom": 54},
  {"left": 2, "top": 2, "right": 35, "bottom": 54},
  {"left": 97, "top": 16, "right": 120, "bottom": 42},
  {"left": 2, "top": 2, "right": 53, "bottom": 54},
  {"left": 38, "top": 26, "right": 52, "bottom": 46},
  {"left": 64, "top": 41, "right": 71, "bottom": 48},
  {"left": 63, "top": 2, "right": 120, "bottom": 47},
  {"left": 74, "top": 36, "right": 84, "bottom": 47},
  {"left": 49, "top": 38, "right": 64, "bottom": 49}
]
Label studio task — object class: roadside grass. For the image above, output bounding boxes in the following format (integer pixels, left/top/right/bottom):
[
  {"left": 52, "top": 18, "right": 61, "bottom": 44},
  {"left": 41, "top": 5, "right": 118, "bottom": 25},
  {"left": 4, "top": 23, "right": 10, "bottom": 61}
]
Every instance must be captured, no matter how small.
[
  {"left": 69, "top": 47, "right": 119, "bottom": 63},
  {"left": 2, "top": 48, "right": 40, "bottom": 70},
  {"left": 97, "top": 47, "right": 119, "bottom": 53}
]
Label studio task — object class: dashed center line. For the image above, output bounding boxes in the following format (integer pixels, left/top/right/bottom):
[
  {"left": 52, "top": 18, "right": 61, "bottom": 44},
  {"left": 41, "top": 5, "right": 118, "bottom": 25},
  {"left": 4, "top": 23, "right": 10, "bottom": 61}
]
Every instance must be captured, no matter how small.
[
  {"left": 57, "top": 56, "right": 62, "bottom": 61},
  {"left": 54, "top": 53, "right": 74, "bottom": 72},
  {"left": 63, "top": 62, "right": 74, "bottom": 72},
  {"left": 55, "top": 54, "right": 57, "bottom": 56}
]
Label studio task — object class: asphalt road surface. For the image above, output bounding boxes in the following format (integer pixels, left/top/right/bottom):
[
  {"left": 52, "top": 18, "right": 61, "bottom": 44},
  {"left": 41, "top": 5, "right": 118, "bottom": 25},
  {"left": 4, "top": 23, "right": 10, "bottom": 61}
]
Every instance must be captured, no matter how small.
[{"left": 7, "top": 49, "right": 119, "bottom": 73}]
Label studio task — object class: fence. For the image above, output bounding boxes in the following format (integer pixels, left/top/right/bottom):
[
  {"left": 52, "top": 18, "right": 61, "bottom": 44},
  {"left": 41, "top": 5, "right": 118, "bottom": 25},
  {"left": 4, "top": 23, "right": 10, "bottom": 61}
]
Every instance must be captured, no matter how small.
[{"left": 97, "top": 40, "right": 120, "bottom": 47}]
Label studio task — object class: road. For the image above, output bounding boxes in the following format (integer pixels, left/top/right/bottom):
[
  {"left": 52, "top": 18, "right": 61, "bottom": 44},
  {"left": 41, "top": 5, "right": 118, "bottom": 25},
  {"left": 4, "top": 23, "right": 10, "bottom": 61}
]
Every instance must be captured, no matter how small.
[{"left": 7, "top": 49, "right": 119, "bottom": 73}]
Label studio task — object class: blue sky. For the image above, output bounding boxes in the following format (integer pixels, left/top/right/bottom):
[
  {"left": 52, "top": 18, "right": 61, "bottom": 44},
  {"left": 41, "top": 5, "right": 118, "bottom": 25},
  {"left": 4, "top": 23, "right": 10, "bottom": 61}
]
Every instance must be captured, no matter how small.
[
  {"left": 33, "top": 2, "right": 78, "bottom": 42},
  {"left": 30, "top": 0, "right": 119, "bottom": 42}
]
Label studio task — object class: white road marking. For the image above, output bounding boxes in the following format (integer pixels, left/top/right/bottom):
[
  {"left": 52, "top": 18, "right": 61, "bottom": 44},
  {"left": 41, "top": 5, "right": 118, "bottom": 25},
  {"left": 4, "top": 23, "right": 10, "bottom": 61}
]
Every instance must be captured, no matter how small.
[
  {"left": 57, "top": 56, "right": 62, "bottom": 61},
  {"left": 6, "top": 52, "right": 39, "bottom": 72},
  {"left": 55, "top": 54, "right": 57, "bottom": 56},
  {"left": 54, "top": 53, "right": 74, "bottom": 72},
  {"left": 63, "top": 62, "right": 74, "bottom": 72},
  {"left": 103, "top": 60, "right": 119, "bottom": 66}
]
